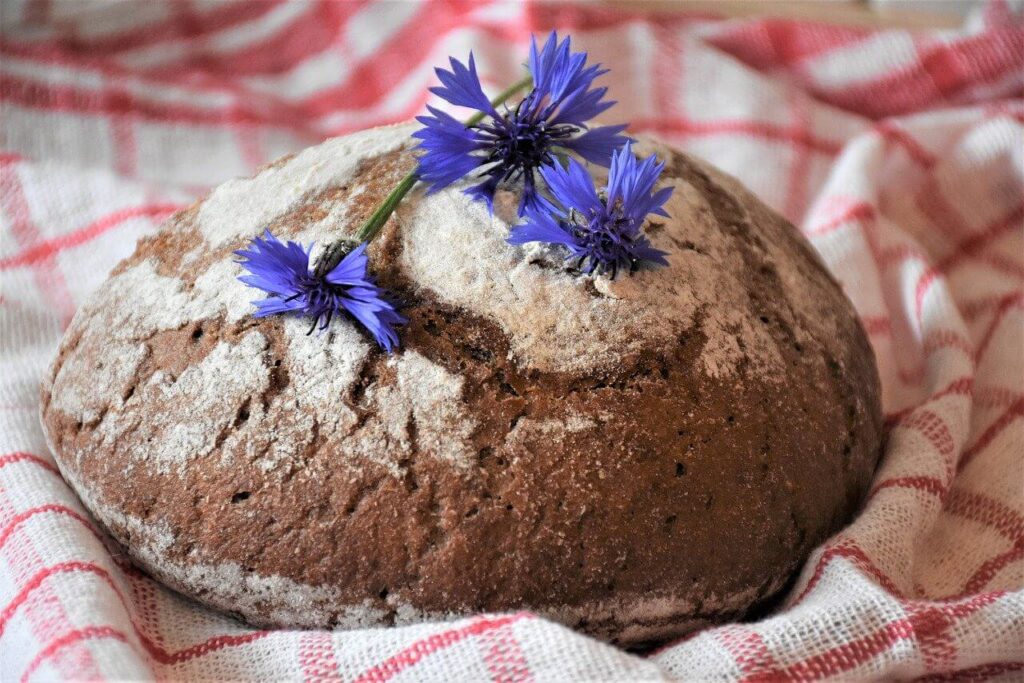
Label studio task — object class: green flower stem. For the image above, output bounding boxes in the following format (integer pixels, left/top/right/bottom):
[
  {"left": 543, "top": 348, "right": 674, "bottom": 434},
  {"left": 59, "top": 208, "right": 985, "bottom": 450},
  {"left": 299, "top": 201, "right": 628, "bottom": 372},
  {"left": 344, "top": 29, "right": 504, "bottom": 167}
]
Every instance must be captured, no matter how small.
[
  {"left": 314, "top": 73, "right": 533, "bottom": 276},
  {"left": 355, "top": 171, "right": 419, "bottom": 242}
]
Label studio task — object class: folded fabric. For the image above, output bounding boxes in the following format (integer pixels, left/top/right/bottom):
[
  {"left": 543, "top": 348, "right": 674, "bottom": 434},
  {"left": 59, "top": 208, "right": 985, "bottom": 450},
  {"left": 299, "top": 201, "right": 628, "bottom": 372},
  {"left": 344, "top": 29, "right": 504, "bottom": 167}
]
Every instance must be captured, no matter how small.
[{"left": 0, "top": 1, "right": 1021, "bottom": 680}]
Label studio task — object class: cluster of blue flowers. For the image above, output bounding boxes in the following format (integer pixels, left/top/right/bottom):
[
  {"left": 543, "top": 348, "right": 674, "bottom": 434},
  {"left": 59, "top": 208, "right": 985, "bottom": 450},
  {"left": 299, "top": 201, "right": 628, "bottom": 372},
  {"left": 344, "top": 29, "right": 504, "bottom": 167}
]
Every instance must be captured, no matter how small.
[
  {"left": 236, "top": 32, "right": 670, "bottom": 352},
  {"left": 414, "top": 34, "right": 628, "bottom": 214},
  {"left": 507, "top": 142, "right": 671, "bottom": 278}
]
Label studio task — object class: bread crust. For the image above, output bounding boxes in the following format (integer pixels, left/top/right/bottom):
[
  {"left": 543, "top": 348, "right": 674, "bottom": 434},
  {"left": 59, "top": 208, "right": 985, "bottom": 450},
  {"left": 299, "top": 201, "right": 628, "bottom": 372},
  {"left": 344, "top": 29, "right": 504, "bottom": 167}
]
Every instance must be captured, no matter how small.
[{"left": 40, "top": 125, "right": 883, "bottom": 646}]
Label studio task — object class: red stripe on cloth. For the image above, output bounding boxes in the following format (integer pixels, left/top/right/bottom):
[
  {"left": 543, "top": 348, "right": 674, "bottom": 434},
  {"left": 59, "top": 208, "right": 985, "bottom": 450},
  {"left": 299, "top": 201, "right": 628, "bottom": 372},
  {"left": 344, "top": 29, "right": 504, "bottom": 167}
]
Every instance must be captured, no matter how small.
[
  {"left": 875, "top": 241, "right": 928, "bottom": 270},
  {"left": 897, "top": 408, "right": 959, "bottom": 479},
  {"left": 819, "top": 27, "right": 1024, "bottom": 118},
  {"left": 896, "top": 323, "right": 981, "bottom": 386},
  {"left": 985, "top": 99, "right": 1024, "bottom": 122},
  {"left": 0, "top": 504, "right": 95, "bottom": 551},
  {"left": 525, "top": 1, "right": 716, "bottom": 32},
  {"left": 631, "top": 117, "right": 843, "bottom": 155},
  {"left": 884, "top": 376, "right": 973, "bottom": 429},
  {"left": 0, "top": 65, "right": 407, "bottom": 137},
  {"left": 0, "top": 1, "right": 519, "bottom": 116},
  {"left": 958, "top": 398, "right": 1024, "bottom": 471},
  {"left": 860, "top": 315, "right": 891, "bottom": 336},
  {"left": 0, "top": 503, "right": 141, "bottom": 579},
  {"left": 961, "top": 290, "right": 1024, "bottom": 321},
  {"left": 905, "top": 603, "right": 961, "bottom": 673},
  {"left": 931, "top": 376, "right": 976, "bottom": 402},
  {"left": 941, "top": 203, "right": 1024, "bottom": 268},
  {"left": 976, "top": 386, "right": 1024, "bottom": 410},
  {"left": 0, "top": 72, "right": 279, "bottom": 126},
  {"left": 140, "top": 1, "right": 362, "bottom": 80},
  {"left": 875, "top": 121, "right": 938, "bottom": 168},
  {"left": 982, "top": 0, "right": 1015, "bottom": 29},
  {"left": 748, "top": 593, "right": 1003, "bottom": 681},
  {"left": 0, "top": 499, "right": 107, "bottom": 681},
  {"left": 870, "top": 475, "right": 947, "bottom": 500},
  {"left": 974, "top": 294, "right": 1024, "bottom": 363},
  {"left": 110, "top": 113, "right": 137, "bottom": 178},
  {"left": 805, "top": 201, "right": 876, "bottom": 237},
  {"left": 21, "top": 0, "right": 279, "bottom": 56},
  {"left": 325, "top": 85, "right": 434, "bottom": 137},
  {"left": 290, "top": 1, "right": 516, "bottom": 117},
  {"left": 870, "top": 480, "right": 1024, "bottom": 542},
  {"left": 0, "top": 46, "right": 321, "bottom": 135},
  {"left": 351, "top": 613, "right": 533, "bottom": 683},
  {"left": 144, "top": 631, "right": 271, "bottom": 665},
  {"left": 653, "top": 15, "right": 685, "bottom": 119},
  {"left": 922, "top": 329, "right": 974, "bottom": 362},
  {"left": 706, "top": 20, "right": 870, "bottom": 70},
  {"left": 946, "top": 489, "right": 1024, "bottom": 542},
  {"left": 717, "top": 627, "right": 781, "bottom": 678},
  {"left": 478, "top": 621, "right": 534, "bottom": 683},
  {"left": 959, "top": 540, "right": 1024, "bottom": 596},
  {"left": 792, "top": 539, "right": 903, "bottom": 606},
  {"left": 298, "top": 631, "right": 342, "bottom": 683},
  {"left": 915, "top": 660, "right": 1024, "bottom": 682},
  {"left": 0, "top": 203, "right": 183, "bottom": 269},
  {"left": 0, "top": 494, "right": 143, "bottom": 579},
  {"left": 0, "top": 561, "right": 121, "bottom": 637},
  {"left": 977, "top": 252, "right": 1024, "bottom": 281},
  {"left": 782, "top": 89, "right": 813, "bottom": 221},
  {"left": 915, "top": 173, "right": 977, "bottom": 245},
  {"left": 914, "top": 203, "right": 1024, "bottom": 321},
  {"left": 152, "top": 0, "right": 524, "bottom": 93},
  {"left": 742, "top": 619, "right": 916, "bottom": 681},
  {"left": 285, "top": 2, "right": 434, "bottom": 112},
  {"left": 20, "top": 625, "right": 131, "bottom": 683},
  {"left": 0, "top": 163, "right": 77, "bottom": 325},
  {"left": 0, "top": 452, "right": 59, "bottom": 475},
  {"left": 0, "top": 550, "right": 269, "bottom": 665}
]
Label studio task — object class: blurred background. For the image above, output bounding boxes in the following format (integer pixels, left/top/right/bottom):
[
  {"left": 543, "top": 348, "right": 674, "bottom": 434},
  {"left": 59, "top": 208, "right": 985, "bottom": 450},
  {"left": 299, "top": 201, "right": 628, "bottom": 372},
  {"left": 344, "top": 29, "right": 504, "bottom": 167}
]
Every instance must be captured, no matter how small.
[
  {"left": 1, "top": 0, "right": 1021, "bottom": 320},
  {"left": 606, "top": 0, "right": 979, "bottom": 27},
  {"left": 0, "top": 0, "right": 1016, "bottom": 191}
]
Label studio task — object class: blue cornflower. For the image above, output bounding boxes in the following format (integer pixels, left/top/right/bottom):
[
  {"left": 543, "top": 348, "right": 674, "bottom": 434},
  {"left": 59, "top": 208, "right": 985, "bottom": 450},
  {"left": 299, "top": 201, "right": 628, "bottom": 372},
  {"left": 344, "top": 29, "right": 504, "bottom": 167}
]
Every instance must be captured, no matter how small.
[
  {"left": 507, "top": 143, "right": 673, "bottom": 278},
  {"left": 235, "top": 231, "right": 406, "bottom": 351},
  {"left": 413, "top": 31, "right": 629, "bottom": 214}
]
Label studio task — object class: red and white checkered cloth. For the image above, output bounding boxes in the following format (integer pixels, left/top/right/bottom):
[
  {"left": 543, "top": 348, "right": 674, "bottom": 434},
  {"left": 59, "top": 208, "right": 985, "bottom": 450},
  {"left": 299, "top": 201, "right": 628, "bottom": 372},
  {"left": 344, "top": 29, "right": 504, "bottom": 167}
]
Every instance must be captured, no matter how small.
[{"left": 1, "top": 1, "right": 1022, "bottom": 680}]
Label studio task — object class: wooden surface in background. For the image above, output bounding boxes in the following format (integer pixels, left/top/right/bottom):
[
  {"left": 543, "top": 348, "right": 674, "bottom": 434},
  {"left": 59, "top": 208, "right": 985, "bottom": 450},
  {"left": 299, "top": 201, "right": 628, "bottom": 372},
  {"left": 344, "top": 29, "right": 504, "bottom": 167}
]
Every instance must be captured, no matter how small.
[{"left": 599, "top": 1, "right": 965, "bottom": 28}]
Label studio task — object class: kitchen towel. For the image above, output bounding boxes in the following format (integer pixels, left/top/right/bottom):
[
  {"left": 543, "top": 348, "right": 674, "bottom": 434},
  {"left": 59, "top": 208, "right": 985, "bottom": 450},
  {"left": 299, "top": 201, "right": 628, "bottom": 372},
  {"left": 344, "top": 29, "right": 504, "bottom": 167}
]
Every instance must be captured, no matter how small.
[{"left": 1, "top": 1, "right": 1022, "bottom": 680}]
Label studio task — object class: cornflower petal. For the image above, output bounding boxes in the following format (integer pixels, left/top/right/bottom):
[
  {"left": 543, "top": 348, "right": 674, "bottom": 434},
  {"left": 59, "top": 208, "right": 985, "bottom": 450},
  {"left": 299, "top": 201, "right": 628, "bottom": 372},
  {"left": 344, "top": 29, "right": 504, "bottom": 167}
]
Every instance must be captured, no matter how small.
[
  {"left": 235, "top": 232, "right": 405, "bottom": 351},
  {"left": 558, "top": 124, "right": 630, "bottom": 166},
  {"left": 429, "top": 53, "right": 499, "bottom": 116},
  {"left": 415, "top": 32, "right": 627, "bottom": 214},
  {"left": 508, "top": 147, "right": 674, "bottom": 277},
  {"left": 539, "top": 157, "right": 603, "bottom": 216}
]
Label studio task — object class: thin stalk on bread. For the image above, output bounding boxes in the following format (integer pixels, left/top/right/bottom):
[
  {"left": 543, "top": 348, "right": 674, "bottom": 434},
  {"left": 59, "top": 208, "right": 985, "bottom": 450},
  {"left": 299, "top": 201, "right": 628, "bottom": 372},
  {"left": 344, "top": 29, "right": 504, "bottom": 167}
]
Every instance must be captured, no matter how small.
[{"left": 236, "top": 32, "right": 670, "bottom": 351}]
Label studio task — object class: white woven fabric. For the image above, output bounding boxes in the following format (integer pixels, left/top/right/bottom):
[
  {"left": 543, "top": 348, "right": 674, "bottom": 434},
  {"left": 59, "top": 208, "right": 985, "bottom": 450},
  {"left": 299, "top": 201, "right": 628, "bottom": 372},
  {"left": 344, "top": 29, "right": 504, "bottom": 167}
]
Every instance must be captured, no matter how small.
[{"left": 1, "top": 2, "right": 1022, "bottom": 680}]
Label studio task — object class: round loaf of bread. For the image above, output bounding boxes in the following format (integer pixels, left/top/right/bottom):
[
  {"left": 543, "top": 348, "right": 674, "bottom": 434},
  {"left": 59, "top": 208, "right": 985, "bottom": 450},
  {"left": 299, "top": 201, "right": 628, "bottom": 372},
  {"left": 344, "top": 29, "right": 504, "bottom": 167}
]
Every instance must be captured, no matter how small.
[{"left": 40, "top": 124, "right": 882, "bottom": 646}]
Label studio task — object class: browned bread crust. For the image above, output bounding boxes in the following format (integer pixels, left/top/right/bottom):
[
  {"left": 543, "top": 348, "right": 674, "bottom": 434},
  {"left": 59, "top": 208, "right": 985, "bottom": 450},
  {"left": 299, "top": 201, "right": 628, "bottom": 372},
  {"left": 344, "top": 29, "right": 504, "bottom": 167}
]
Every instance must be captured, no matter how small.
[{"left": 40, "top": 124, "right": 883, "bottom": 646}]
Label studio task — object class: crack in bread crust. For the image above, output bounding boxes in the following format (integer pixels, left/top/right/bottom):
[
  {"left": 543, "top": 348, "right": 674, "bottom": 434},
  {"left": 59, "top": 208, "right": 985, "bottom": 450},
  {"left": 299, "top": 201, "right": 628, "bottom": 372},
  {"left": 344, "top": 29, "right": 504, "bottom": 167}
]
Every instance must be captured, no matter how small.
[{"left": 40, "top": 125, "right": 883, "bottom": 646}]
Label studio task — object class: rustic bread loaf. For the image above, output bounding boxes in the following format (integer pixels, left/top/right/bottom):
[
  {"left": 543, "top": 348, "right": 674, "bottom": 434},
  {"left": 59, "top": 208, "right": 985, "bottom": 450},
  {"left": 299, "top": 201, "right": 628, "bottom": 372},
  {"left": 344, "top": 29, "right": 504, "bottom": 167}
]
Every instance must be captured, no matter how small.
[{"left": 40, "top": 123, "right": 883, "bottom": 646}]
